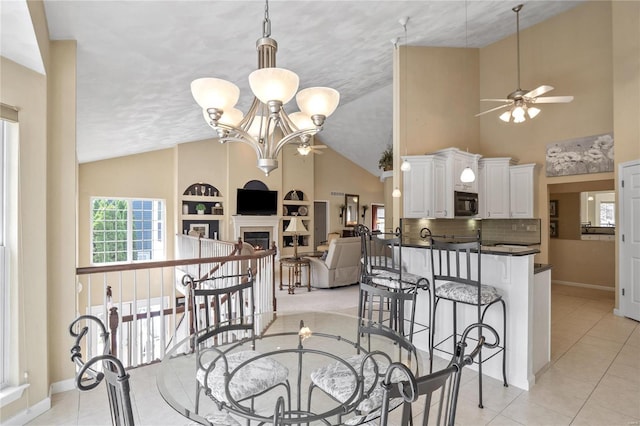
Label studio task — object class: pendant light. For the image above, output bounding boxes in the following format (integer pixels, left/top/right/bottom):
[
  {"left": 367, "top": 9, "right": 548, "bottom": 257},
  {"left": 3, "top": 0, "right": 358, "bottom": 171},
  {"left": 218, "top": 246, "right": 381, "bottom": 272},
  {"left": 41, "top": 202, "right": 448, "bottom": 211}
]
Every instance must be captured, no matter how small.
[{"left": 459, "top": 4, "right": 475, "bottom": 184}]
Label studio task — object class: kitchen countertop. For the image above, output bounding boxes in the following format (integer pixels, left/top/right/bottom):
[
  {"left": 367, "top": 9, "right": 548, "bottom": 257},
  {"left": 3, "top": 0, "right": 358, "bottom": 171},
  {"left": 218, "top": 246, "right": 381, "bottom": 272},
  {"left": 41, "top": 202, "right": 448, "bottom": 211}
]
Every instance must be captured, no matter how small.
[
  {"left": 534, "top": 263, "right": 552, "bottom": 274},
  {"left": 403, "top": 242, "right": 540, "bottom": 257}
]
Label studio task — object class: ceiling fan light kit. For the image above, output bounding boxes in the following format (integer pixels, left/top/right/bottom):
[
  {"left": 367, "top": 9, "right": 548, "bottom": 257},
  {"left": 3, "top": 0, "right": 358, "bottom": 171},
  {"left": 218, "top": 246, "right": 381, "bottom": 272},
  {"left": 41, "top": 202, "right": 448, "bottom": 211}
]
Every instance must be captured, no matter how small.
[
  {"left": 477, "top": 4, "right": 573, "bottom": 124},
  {"left": 191, "top": 0, "right": 339, "bottom": 175}
]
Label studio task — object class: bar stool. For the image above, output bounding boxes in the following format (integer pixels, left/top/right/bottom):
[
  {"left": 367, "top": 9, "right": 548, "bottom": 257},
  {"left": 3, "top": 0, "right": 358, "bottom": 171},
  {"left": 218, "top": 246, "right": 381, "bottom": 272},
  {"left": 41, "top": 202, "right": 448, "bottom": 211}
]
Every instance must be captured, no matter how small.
[
  {"left": 428, "top": 235, "right": 507, "bottom": 408},
  {"left": 357, "top": 224, "right": 430, "bottom": 344}
]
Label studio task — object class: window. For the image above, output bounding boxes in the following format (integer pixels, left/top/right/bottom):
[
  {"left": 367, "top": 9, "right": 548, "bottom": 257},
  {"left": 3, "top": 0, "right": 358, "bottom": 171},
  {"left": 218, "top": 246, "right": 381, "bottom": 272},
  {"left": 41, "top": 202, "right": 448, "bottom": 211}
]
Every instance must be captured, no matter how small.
[
  {"left": 599, "top": 202, "right": 615, "bottom": 227},
  {"left": 91, "top": 198, "right": 166, "bottom": 264},
  {"left": 1, "top": 120, "right": 8, "bottom": 389}
]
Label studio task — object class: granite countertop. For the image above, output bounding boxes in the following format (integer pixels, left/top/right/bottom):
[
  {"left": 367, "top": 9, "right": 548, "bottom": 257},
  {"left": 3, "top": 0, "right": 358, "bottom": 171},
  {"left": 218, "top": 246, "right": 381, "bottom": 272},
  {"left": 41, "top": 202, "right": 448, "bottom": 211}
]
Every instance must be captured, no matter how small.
[
  {"left": 534, "top": 263, "right": 552, "bottom": 274},
  {"left": 403, "top": 241, "right": 541, "bottom": 257}
]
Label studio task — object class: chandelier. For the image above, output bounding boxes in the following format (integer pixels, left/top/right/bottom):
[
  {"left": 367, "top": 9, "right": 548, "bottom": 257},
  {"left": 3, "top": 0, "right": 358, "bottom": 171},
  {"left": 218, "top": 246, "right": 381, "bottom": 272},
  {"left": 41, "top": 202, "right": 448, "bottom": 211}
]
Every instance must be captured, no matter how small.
[{"left": 191, "top": 0, "right": 340, "bottom": 175}]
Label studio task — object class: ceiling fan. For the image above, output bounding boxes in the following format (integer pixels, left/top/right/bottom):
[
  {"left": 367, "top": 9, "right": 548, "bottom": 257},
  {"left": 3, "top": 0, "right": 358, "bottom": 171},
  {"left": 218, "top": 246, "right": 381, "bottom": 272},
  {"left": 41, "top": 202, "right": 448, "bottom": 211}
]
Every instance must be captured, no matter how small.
[
  {"left": 296, "top": 141, "right": 328, "bottom": 156},
  {"left": 476, "top": 4, "right": 574, "bottom": 123}
]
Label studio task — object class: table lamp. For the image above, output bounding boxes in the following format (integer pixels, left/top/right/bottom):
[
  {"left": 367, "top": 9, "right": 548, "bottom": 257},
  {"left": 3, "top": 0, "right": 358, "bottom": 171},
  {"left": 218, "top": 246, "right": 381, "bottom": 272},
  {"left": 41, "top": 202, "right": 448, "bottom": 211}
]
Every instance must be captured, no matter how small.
[{"left": 285, "top": 216, "right": 307, "bottom": 259}]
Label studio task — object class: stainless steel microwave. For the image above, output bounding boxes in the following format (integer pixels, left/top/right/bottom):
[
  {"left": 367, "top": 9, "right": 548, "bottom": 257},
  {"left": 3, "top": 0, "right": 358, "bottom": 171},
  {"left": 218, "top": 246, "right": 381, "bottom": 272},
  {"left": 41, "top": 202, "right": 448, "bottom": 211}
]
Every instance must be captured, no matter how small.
[{"left": 454, "top": 191, "right": 478, "bottom": 216}]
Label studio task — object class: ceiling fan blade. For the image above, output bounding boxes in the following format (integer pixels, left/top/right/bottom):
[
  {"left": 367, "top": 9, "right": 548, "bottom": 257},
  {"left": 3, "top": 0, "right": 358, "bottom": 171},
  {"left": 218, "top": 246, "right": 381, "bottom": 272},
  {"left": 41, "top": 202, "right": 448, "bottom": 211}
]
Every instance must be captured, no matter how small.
[
  {"left": 532, "top": 95, "right": 574, "bottom": 104},
  {"left": 480, "top": 98, "right": 511, "bottom": 102},
  {"left": 313, "top": 145, "right": 328, "bottom": 149},
  {"left": 524, "top": 85, "right": 554, "bottom": 99},
  {"left": 475, "top": 103, "right": 511, "bottom": 117}
]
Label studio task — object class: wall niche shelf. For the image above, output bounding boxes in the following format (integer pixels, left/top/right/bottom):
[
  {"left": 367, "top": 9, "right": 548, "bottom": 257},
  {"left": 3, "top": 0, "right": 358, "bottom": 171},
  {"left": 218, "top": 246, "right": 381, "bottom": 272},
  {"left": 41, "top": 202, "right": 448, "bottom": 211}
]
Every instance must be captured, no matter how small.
[
  {"left": 281, "top": 189, "right": 312, "bottom": 254},
  {"left": 180, "top": 182, "right": 224, "bottom": 239}
]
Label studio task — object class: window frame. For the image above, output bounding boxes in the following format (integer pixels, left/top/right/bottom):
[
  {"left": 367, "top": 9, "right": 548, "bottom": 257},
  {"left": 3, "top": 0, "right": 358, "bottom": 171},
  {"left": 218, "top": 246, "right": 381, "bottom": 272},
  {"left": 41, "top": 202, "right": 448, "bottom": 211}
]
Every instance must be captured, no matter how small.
[{"left": 90, "top": 197, "right": 166, "bottom": 266}]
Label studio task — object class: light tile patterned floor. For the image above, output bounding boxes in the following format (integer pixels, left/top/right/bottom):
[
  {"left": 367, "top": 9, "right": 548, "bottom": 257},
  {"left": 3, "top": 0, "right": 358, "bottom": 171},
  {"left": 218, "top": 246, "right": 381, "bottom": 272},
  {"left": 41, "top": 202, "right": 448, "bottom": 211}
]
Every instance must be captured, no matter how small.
[{"left": 27, "top": 284, "right": 639, "bottom": 425}]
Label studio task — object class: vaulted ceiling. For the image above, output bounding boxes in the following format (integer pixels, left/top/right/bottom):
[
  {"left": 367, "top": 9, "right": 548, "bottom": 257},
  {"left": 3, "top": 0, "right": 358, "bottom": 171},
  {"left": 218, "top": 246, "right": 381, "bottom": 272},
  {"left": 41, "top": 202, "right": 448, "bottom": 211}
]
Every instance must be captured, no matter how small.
[{"left": 3, "top": 1, "right": 584, "bottom": 175}]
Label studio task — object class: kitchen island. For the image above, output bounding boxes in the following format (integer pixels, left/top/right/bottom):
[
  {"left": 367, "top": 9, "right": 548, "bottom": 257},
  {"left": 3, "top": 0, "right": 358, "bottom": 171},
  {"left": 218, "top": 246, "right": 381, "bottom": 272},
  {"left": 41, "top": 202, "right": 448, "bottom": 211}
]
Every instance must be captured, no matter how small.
[{"left": 403, "top": 244, "right": 550, "bottom": 391}]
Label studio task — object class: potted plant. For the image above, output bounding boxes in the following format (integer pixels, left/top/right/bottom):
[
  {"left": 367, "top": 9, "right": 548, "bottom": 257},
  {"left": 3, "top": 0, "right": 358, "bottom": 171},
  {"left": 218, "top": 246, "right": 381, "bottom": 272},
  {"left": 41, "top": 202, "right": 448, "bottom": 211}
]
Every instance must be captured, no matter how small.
[
  {"left": 378, "top": 145, "right": 393, "bottom": 171},
  {"left": 196, "top": 203, "right": 206, "bottom": 215}
]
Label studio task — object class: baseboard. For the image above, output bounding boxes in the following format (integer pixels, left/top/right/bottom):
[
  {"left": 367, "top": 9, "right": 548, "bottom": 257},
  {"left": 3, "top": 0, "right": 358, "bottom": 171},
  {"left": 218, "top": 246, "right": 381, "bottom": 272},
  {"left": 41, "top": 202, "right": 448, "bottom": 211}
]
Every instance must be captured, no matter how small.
[
  {"left": 51, "top": 378, "right": 75, "bottom": 394},
  {"left": 613, "top": 308, "right": 622, "bottom": 317},
  {"left": 552, "top": 280, "right": 615, "bottom": 292},
  {"left": 3, "top": 396, "right": 50, "bottom": 425}
]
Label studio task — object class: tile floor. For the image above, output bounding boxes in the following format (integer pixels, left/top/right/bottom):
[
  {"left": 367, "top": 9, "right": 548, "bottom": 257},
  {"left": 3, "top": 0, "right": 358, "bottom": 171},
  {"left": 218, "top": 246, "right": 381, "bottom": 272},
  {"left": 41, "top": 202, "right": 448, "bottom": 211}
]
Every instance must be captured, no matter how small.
[{"left": 26, "top": 283, "right": 639, "bottom": 425}]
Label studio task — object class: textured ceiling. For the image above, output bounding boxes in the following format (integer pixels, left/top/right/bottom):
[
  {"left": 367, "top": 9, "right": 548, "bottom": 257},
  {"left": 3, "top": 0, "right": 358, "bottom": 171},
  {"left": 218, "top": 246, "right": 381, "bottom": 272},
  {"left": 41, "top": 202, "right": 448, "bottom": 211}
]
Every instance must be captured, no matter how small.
[{"left": 33, "top": 1, "right": 583, "bottom": 175}]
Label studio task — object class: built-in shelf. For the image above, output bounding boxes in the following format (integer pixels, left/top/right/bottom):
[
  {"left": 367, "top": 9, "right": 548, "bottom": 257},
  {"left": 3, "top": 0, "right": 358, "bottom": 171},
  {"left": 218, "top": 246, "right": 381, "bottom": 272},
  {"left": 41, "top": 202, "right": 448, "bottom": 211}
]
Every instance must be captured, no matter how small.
[{"left": 180, "top": 182, "right": 224, "bottom": 239}]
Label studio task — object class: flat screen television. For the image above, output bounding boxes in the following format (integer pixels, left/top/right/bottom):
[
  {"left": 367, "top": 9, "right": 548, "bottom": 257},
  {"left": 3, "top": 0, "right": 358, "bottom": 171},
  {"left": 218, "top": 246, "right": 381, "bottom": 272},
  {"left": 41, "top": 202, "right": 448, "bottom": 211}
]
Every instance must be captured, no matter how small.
[{"left": 236, "top": 189, "right": 278, "bottom": 215}]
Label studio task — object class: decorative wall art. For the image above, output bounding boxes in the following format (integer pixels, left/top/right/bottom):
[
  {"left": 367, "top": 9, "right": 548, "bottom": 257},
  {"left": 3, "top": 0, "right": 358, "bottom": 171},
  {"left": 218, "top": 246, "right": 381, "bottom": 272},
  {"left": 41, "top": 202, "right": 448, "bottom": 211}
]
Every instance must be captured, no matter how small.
[
  {"left": 189, "top": 223, "right": 209, "bottom": 238},
  {"left": 550, "top": 220, "right": 559, "bottom": 238},
  {"left": 545, "top": 132, "right": 614, "bottom": 177},
  {"left": 549, "top": 200, "right": 558, "bottom": 218}
]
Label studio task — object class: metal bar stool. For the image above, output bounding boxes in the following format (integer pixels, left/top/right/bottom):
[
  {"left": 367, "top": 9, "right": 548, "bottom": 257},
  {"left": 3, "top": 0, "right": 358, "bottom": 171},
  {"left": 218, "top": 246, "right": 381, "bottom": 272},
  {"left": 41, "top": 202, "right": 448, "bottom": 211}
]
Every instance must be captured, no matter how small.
[{"left": 428, "top": 233, "right": 507, "bottom": 408}]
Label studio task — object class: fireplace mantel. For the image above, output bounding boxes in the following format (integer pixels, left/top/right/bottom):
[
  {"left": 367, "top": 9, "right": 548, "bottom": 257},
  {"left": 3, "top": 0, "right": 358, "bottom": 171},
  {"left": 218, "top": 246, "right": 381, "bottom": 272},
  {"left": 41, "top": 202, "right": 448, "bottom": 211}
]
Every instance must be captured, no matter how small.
[{"left": 231, "top": 215, "right": 281, "bottom": 251}]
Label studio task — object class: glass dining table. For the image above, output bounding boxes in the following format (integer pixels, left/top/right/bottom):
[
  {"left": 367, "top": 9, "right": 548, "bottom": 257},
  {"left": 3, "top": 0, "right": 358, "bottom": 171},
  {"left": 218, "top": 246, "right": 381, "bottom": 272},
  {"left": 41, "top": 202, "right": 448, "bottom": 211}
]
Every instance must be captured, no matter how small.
[{"left": 156, "top": 310, "right": 421, "bottom": 425}]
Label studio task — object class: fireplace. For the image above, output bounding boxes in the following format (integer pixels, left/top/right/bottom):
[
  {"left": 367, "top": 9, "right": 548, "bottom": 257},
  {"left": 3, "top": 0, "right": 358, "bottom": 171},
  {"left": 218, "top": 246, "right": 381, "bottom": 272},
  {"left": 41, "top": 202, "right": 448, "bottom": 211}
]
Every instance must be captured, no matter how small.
[
  {"left": 244, "top": 231, "right": 270, "bottom": 250},
  {"left": 231, "top": 215, "right": 281, "bottom": 257}
]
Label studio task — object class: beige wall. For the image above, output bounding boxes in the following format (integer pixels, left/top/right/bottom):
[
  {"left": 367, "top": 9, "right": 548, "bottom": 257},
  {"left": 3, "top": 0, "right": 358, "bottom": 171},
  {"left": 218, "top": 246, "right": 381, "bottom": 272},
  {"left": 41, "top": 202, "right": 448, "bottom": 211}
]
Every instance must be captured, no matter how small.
[
  {"left": 314, "top": 147, "right": 384, "bottom": 235},
  {"left": 549, "top": 193, "right": 581, "bottom": 240},
  {"left": 47, "top": 40, "right": 78, "bottom": 387},
  {"left": 549, "top": 239, "right": 615, "bottom": 289},
  {"left": 394, "top": 1, "right": 639, "bottom": 301},
  {"left": 78, "top": 148, "right": 177, "bottom": 266},
  {"left": 479, "top": 1, "right": 615, "bottom": 266},
  {"left": 0, "top": 55, "right": 49, "bottom": 424},
  {"left": 395, "top": 45, "right": 480, "bottom": 228},
  {"left": 79, "top": 138, "right": 381, "bottom": 259}
]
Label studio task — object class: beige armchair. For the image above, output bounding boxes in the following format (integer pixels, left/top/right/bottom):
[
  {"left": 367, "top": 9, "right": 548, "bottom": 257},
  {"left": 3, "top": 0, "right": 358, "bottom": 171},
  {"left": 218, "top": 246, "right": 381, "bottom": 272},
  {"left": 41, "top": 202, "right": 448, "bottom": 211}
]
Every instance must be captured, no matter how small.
[
  {"left": 316, "top": 232, "right": 341, "bottom": 252},
  {"left": 308, "top": 237, "right": 361, "bottom": 288}
]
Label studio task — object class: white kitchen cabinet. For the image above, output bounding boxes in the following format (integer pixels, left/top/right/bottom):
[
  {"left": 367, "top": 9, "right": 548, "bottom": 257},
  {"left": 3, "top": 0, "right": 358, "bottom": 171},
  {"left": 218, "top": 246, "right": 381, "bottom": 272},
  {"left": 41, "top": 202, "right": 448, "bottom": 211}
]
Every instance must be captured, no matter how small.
[
  {"left": 432, "top": 158, "right": 450, "bottom": 218},
  {"left": 403, "top": 156, "right": 435, "bottom": 218},
  {"left": 402, "top": 155, "right": 449, "bottom": 218},
  {"left": 509, "top": 164, "right": 536, "bottom": 218},
  {"left": 478, "top": 158, "right": 515, "bottom": 219},
  {"left": 434, "top": 147, "right": 482, "bottom": 194}
]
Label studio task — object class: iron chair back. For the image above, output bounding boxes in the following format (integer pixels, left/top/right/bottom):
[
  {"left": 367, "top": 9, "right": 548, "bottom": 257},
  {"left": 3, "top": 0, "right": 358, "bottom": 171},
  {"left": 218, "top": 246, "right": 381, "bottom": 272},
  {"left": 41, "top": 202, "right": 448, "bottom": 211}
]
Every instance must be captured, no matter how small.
[
  {"left": 358, "top": 282, "right": 418, "bottom": 358},
  {"left": 184, "top": 270, "right": 256, "bottom": 350},
  {"left": 379, "top": 323, "right": 500, "bottom": 426},
  {"left": 358, "top": 226, "right": 404, "bottom": 287},
  {"left": 69, "top": 315, "right": 135, "bottom": 426},
  {"left": 184, "top": 270, "right": 291, "bottom": 417}
]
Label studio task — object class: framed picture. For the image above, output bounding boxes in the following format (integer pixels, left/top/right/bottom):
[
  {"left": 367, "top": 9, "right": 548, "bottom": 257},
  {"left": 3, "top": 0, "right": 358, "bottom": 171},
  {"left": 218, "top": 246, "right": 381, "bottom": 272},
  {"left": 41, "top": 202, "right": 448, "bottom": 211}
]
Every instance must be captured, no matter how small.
[
  {"left": 189, "top": 223, "right": 209, "bottom": 238},
  {"left": 549, "top": 200, "right": 558, "bottom": 218},
  {"left": 550, "top": 220, "right": 559, "bottom": 238}
]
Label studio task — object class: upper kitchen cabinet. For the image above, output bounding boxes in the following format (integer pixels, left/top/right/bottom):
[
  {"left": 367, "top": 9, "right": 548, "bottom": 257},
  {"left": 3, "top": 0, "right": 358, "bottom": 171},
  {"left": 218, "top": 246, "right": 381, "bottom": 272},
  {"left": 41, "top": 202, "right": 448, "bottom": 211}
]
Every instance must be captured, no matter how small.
[
  {"left": 510, "top": 164, "right": 537, "bottom": 219},
  {"left": 402, "top": 155, "right": 447, "bottom": 218},
  {"left": 434, "top": 148, "right": 482, "bottom": 194},
  {"left": 479, "top": 158, "right": 516, "bottom": 218}
]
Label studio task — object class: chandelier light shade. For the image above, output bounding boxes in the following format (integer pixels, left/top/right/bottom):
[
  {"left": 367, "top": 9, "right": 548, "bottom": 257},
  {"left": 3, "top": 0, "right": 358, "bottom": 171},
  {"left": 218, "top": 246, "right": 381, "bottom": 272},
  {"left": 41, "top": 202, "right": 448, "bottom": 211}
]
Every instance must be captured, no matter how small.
[
  {"left": 400, "top": 159, "right": 411, "bottom": 172},
  {"left": 248, "top": 68, "right": 299, "bottom": 105},
  {"left": 192, "top": 0, "right": 339, "bottom": 176},
  {"left": 191, "top": 78, "right": 240, "bottom": 111},
  {"left": 392, "top": 187, "right": 402, "bottom": 198},
  {"left": 296, "top": 87, "right": 340, "bottom": 118}
]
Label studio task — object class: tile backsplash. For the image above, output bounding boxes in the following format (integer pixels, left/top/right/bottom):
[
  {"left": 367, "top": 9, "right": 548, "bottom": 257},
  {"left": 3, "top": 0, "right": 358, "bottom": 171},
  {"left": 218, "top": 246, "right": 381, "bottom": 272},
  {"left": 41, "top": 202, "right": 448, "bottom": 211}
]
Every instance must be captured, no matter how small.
[{"left": 401, "top": 218, "right": 541, "bottom": 245}]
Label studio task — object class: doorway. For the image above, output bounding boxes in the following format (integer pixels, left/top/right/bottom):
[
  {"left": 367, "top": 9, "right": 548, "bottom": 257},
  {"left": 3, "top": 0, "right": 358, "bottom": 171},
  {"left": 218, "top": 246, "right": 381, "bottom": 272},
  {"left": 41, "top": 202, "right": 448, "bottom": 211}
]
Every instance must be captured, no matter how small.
[
  {"left": 314, "top": 201, "right": 328, "bottom": 251},
  {"left": 619, "top": 160, "right": 640, "bottom": 321},
  {"left": 371, "top": 203, "right": 384, "bottom": 231}
]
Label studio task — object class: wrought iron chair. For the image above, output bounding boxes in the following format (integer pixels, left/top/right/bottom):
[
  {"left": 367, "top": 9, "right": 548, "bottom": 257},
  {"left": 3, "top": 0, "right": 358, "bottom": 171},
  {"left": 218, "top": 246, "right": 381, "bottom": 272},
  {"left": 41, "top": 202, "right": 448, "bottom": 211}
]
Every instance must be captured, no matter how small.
[
  {"left": 429, "top": 234, "right": 508, "bottom": 408},
  {"left": 183, "top": 271, "right": 291, "bottom": 420},
  {"left": 69, "top": 315, "right": 135, "bottom": 426},
  {"left": 375, "top": 323, "right": 500, "bottom": 426},
  {"left": 357, "top": 224, "right": 430, "bottom": 343},
  {"left": 307, "top": 282, "right": 420, "bottom": 425}
]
